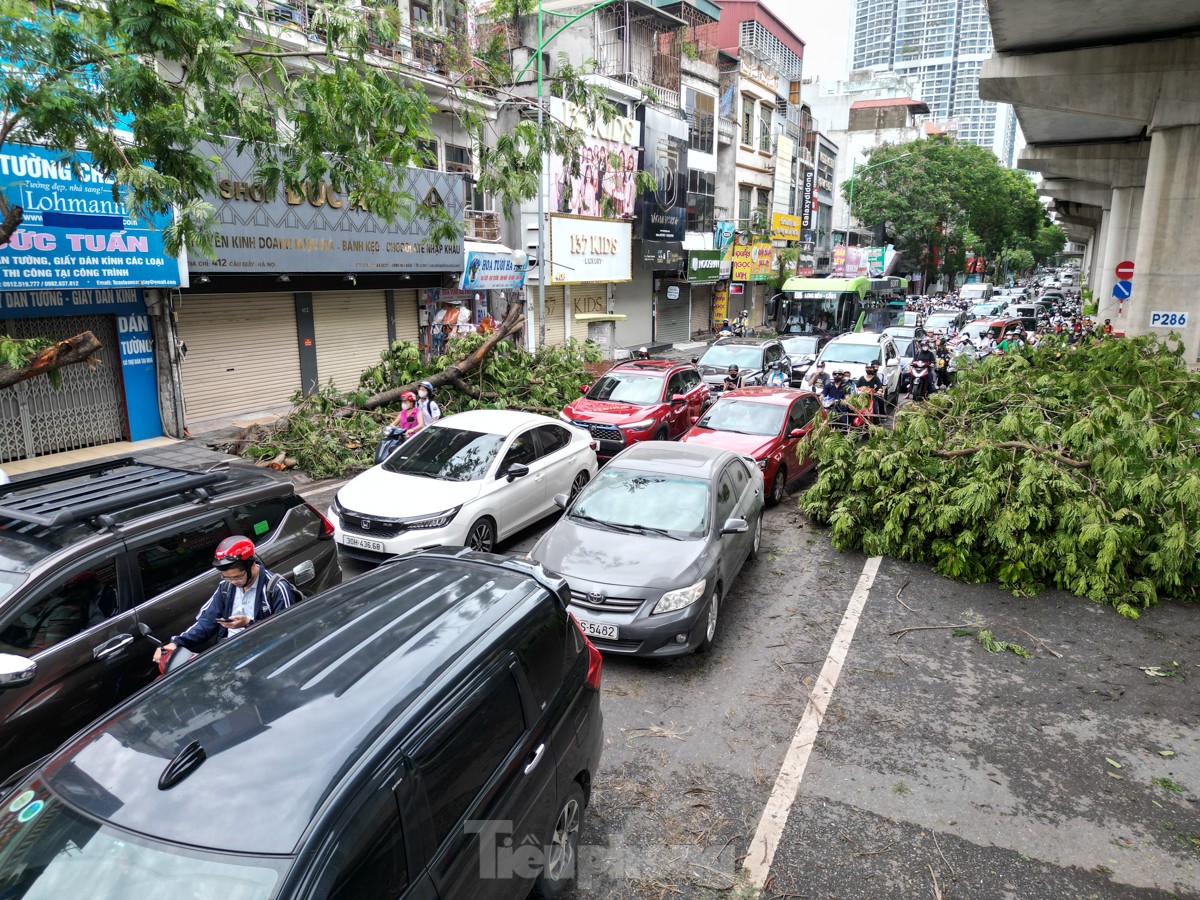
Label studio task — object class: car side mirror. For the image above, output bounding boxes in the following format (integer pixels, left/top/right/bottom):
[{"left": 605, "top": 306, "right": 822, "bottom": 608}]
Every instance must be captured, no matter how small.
[
  {"left": 721, "top": 518, "right": 749, "bottom": 536},
  {"left": 670, "top": 394, "right": 687, "bottom": 405},
  {"left": 691, "top": 357, "right": 700, "bottom": 365},
  {"left": 789, "top": 428, "right": 804, "bottom": 438},
  {"left": 505, "top": 462, "right": 530, "bottom": 482},
  {"left": 553, "top": 492, "right": 570, "bottom": 510},
  {"left": 689, "top": 415, "right": 700, "bottom": 425},
  {"left": 0, "top": 654, "right": 36, "bottom": 689},
  {"left": 291, "top": 559, "right": 316, "bottom": 586},
  {"left": 579, "top": 384, "right": 589, "bottom": 395}
]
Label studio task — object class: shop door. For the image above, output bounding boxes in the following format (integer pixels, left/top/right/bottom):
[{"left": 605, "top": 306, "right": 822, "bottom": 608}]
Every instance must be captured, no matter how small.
[
  {"left": 311, "top": 291, "right": 390, "bottom": 391},
  {"left": 177, "top": 292, "right": 301, "bottom": 423},
  {"left": 690, "top": 286, "right": 713, "bottom": 336},
  {"left": 570, "top": 286, "right": 607, "bottom": 344},
  {"left": 0, "top": 314, "right": 125, "bottom": 464},
  {"left": 541, "top": 286, "right": 567, "bottom": 347},
  {"left": 392, "top": 289, "right": 420, "bottom": 344},
  {"left": 655, "top": 282, "right": 691, "bottom": 345}
]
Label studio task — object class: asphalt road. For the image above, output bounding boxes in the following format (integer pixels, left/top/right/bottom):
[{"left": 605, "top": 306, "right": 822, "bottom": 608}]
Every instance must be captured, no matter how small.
[{"left": 328, "top": 484, "right": 1200, "bottom": 899}]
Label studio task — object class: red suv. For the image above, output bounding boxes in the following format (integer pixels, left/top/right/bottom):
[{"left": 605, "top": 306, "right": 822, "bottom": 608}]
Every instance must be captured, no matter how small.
[{"left": 560, "top": 359, "right": 712, "bottom": 458}]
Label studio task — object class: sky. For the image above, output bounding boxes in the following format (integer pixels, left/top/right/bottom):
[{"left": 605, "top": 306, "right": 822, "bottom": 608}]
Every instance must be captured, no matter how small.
[{"left": 761, "top": 0, "right": 855, "bottom": 83}]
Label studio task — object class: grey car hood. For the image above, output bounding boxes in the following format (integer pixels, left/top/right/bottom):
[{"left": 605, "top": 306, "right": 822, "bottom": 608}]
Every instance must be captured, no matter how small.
[{"left": 532, "top": 517, "right": 710, "bottom": 592}]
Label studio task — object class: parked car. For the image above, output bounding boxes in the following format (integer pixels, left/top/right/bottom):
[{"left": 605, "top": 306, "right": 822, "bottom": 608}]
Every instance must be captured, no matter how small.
[
  {"left": 0, "top": 547, "right": 603, "bottom": 899},
  {"left": 813, "top": 332, "right": 903, "bottom": 407},
  {"left": 968, "top": 301, "right": 1007, "bottom": 319},
  {"left": 559, "top": 359, "right": 711, "bottom": 459},
  {"left": 695, "top": 338, "right": 790, "bottom": 393},
  {"left": 923, "top": 309, "right": 968, "bottom": 335},
  {"left": 679, "top": 387, "right": 822, "bottom": 505},
  {"left": 779, "top": 334, "right": 831, "bottom": 387},
  {"left": 1005, "top": 303, "right": 1050, "bottom": 329},
  {"left": 330, "top": 409, "right": 597, "bottom": 562},
  {"left": 0, "top": 457, "right": 341, "bottom": 783},
  {"left": 530, "top": 441, "right": 764, "bottom": 658}
]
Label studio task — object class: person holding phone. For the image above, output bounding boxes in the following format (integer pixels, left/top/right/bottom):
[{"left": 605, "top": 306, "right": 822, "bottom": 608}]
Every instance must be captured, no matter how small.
[{"left": 152, "top": 535, "right": 294, "bottom": 665}]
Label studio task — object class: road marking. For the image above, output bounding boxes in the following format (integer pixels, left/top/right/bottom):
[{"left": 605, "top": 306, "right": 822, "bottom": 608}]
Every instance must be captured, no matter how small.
[{"left": 742, "top": 555, "right": 882, "bottom": 889}]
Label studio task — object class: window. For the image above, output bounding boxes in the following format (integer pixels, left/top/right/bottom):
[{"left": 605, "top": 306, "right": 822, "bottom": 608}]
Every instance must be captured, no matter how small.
[
  {"left": 759, "top": 105, "right": 773, "bottom": 152},
  {"left": 328, "top": 791, "right": 409, "bottom": 899},
  {"left": 726, "top": 460, "right": 750, "bottom": 495},
  {"left": 788, "top": 398, "right": 817, "bottom": 433},
  {"left": 533, "top": 424, "right": 571, "bottom": 457},
  {"left": 516, "top": 601, "right": 568, "bottom": 713},
  {"left": 741, "top": 96, "right": 754, "bottom": 146},
  {"left": 445, "top": 143, "right": 481, "bottom": 208},
  {"left": 136, "top": 520, "right": 233, "bottom": 600},
  {"left": 666, "top": 372, "right": 685, "bottom": 399},
  {"left": 409, "top": 0, "right": 431, "bottom": 25},
  {"left": 231, "top": 496, "right": 298, "bottom": 544},
  {"left": 499, "top": 430, "right": 539, "bottom": 473},
  {"left": 685, "top": 89, "right": 715, "bottom": 154},
  {"left": 765, "top": 344, "right": 783, "bottom": 366},
  {"left": 687, "top": 170, "right": 715, "bottom": 234},
  {"left": 715, "top": 472, "right": 737, "bottom": 524},
  {"left": 755, "top": 190, "right": 770, "bottom": 228},
  {"left": 416, "top": 138, "right": 438, "bottom": 170},
  {"left": 738, "top": 186, "right": 752, "bottom": 230},
  {"left": 417, "top": 674, "right": 526, "bottom": 846},
  {"left": 680, "top": 369, "right": 702, "bottom": 392},
  {"left": 0, "top": 561, "right": 119, "bottom": 656}
]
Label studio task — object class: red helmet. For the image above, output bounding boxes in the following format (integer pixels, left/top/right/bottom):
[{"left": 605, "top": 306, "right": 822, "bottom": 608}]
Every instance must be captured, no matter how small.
[
  {"left": 213, "top": 536, "right": 256, "bottom": 571},
  {"left": 401, "top": 391, "right": 417, "bottom": 402}
]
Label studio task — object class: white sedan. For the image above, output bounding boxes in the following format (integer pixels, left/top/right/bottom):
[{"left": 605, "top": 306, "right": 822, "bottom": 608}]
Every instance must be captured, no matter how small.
[{"left": 329, "top": 409, "right": 598, "bottom": 559}]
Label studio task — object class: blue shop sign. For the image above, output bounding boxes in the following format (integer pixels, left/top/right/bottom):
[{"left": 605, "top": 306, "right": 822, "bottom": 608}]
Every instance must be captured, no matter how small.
[
  {"left": 461, "top": 247, "right": 526, "bottom": 291},
  {"left": 0, "top": 287, "right": 163, "bottom": 441},
  {"left": 0, "top": 143, "right": 181, "bottom": 291}
]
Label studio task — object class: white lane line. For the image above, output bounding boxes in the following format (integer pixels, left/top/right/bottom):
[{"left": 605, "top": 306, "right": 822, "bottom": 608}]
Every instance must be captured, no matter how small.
[{"left": 742, "top": 555, "right": 882, "bottom": 889}]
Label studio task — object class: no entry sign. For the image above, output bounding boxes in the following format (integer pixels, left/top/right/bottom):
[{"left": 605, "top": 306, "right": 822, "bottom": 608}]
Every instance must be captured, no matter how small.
[{"left": 1115, "top": 260, "right": 1135, "bottom": 280}]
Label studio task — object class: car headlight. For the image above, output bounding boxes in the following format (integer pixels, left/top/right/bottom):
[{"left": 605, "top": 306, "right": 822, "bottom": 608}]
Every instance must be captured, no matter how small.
[
  {"left": 329, "top": 495, "right": 343, "bottom": 517},
  {"left": 402, "top": 506, "right": 462, "bottom": 529},
  {"left": 621, "top": 419, "right": 657, "bottom": 431},
  {"left": 652, "top": 578, "right": 707, "bottom": 615},
  {"left": 756, "top": 458, "right": 768, "bottom": 470},
  {"left": 559, "top": 411, "right": 573, "bottom": 423}
]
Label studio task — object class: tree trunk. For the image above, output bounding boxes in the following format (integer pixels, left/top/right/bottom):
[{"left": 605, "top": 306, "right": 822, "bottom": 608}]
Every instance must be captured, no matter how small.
[
  {"left": 359, "top": 301, "right": 525, "bottom": 410},
  {"left": 0, "top": 199, "right": 22, "bottom": 248},
  {"left": 0, "top": 331, "right": 103, "bottom": 389}
]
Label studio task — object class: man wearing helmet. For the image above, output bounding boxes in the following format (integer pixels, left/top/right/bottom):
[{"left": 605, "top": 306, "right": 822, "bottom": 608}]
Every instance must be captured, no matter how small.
[{"left": 152, "top": 536, "right": 294, "bottom": 664}]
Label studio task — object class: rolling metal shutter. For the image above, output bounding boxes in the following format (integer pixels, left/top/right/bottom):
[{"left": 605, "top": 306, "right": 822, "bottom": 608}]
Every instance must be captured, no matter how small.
[
  {"left": 178, "top": 292, "right": 300, "bottom": 423},
  {"left": 655, "top": 284, "right": 691, "bottom": 344},
  {"left": 312, "top": 291, "right": 390, "bottom": 390},
  {"left": 690, "top": 285, "right": 713, "bottom": 336},
  {"left": 392, "top": 289, "right": 419, "bottom": 344},
  {"left": 569, "top": 286, "right": 607, "bottom": 343},
  {"left": 541, "top": 286, "right": 567, "bottom": 347}
]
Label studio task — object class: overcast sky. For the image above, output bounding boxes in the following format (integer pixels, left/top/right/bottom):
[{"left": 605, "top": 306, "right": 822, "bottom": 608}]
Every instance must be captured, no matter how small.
[{"left": 761, "top": 0, "right": 854, "bottom": 82}]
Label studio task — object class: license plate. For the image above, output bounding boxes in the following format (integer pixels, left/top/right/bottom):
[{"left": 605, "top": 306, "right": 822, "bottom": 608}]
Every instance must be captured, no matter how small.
[
  {"left": 341, "top": 534, "right": 384, "bottom": 553},
  {"left": 575, "top": 618, "right": 619, "bottom": 640}
]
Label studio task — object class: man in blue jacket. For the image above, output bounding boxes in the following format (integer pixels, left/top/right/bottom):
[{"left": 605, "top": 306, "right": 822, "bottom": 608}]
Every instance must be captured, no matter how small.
[{"left": 153, "top": 535, "right": 294, "bottom": 664}]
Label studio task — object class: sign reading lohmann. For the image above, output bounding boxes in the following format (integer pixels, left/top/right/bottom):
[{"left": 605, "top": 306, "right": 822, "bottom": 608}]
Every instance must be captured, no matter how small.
[
  {"left": 0, "top": 144, "right": 181, "bottom": 290},
  {"left": 193, "top": 142, "right": 463, "bottom": 273},
  {"left": 549, "top": 215, "right": 632, "bottom": 285}
]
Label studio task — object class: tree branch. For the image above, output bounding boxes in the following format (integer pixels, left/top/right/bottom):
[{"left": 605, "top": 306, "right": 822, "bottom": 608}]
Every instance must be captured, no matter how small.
[
  {"left": 0, "top": 332, "right": 103, "bottom": 389},
  {"left": 932, "top": 441, "right": 1090, "bottom": 469}
]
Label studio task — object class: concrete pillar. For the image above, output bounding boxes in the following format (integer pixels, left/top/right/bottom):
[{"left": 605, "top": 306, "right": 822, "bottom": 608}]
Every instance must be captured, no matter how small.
[
  {"left": 1131, "top": 125, "right": 1200, "bottom": 361},
  {"left": 1095, "top": 185, "right": 1144, "bottom": 327},
  {"left": 1087, "top": 206, "right": 1109, "bottom": 305}
]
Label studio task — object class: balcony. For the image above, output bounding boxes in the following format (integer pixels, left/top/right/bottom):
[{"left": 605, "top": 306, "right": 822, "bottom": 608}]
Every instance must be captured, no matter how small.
[
  {"left": 464, "top": 209, "right": 502, "bottom": 242},
  {"left": 717, "top": 116, "right": 736, "bottom": 145}
]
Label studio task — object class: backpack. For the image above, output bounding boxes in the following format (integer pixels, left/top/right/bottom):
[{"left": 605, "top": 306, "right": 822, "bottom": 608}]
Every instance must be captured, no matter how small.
[{"left": 267, "top": 573, "right": 304, "bottom": 608}]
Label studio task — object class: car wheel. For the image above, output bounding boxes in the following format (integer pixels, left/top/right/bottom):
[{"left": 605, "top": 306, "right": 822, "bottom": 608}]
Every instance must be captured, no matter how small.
[
  {"left": 568, "top": 470, "right": 590, "bottom": 503},
  {"left": 465, "top": 517, "right": 496, "bottom": 552},
  {"left": 749, "top": 515, "right": 762, "bottom": 560},
  {"left": 654, "top": 427, "right": 669, "bottom": 441},
  {"left": 535, "top": 782, "right": 586, "bottom": 898},
  {"left": 768, "top": 466, "right": 787, "bottom": 506},
  {"left": 697, "top": 585, "right": 721, "bottom": 654}
]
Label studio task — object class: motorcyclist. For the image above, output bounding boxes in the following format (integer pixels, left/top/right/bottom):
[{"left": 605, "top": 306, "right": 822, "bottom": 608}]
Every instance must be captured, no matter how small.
[
  {"left": 765, "top": 360, "right": 789, "bottom": 387},
  {"left": 821, "top": 370, "right": 854, "bottom": 426},
  {"left": 416, "top": 380, "right": 442, "bottom": 422},
  {"left": 723, "top": 364, "right": 743, "bottom": 392},
  {"left": 855, "top": 364, "right": 885, "bottom": 422},
  {"left": 934, "top": 338, "right": 952, "bottom": 388},
  {"left": 154, "top": 536, "right": 295, "bottom": 664},
  {"left": 803, "top": 361, "right": 831, "bottom": 392},
  {"left": 390, "top": 391, "right": 426, "bottom": 438},
  {"left": 909, "top": 341, "right": 936, "bottom": 401}
]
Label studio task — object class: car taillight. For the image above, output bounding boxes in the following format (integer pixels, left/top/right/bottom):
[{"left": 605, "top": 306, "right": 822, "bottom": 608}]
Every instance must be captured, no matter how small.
[
  {"left": 571, "top": 615, "right": 604, "bottom": 689},
  {"left": 306, "top": 502, "right": 335, "bottom": 539},
  {"left": 589, "top": 440, "right": 600, "bottom": 452}
]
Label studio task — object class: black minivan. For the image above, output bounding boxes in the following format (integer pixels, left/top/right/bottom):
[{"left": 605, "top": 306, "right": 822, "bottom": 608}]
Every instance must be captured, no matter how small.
[{"left": 0, "top": 548, "right": 604, "bottom": 899}]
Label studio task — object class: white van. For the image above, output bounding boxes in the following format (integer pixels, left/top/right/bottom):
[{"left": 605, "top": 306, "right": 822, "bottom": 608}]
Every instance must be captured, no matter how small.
[{"left": 960, "top": 282, "right": 994, "bottom": 302}]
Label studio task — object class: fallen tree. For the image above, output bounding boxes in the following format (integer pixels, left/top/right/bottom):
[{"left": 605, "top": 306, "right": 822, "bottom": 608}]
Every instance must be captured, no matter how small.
[
  {"left": 799, "top": 334, "right": 1200, "bottom": 617},
  {"left": 0, "top": 332, "right": 103, "bottom": 390}
]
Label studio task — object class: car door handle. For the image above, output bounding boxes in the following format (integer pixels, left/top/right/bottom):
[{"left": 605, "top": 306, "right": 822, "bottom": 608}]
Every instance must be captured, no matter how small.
[
  {"left": 524, "top": 743, "right": 546, "bottom": 775},
  {"left": 93, "top": 632, "right": 135, "bottom": 660}
]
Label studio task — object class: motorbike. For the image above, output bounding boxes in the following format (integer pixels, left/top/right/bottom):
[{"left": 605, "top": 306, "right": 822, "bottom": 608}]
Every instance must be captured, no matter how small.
[
  {"left": 375, "top": 425, "right": 406, "bottom": 464},
  {"left": 138, "top": 622, "right": 198, "bottom": 677},
  {"left": 908, "top": 360, "right": 932, "bottom": 400},
  {"left": 820, "top": 394, "right": 870, "bottom": 438}
]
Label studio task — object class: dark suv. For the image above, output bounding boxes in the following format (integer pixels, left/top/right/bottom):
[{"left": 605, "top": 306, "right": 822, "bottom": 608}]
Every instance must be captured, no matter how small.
[
  {"left": 0, "top": 548, "right": 604, "bottom": 900},
  {"left": 0, "top": 457, "right": 340, "bottom": 781},
  {"left": 695, "top": 337, "right": 790, "bottom": 392},
  {"left": 560, "top": 359, "right": 711, "bottom": 459}
]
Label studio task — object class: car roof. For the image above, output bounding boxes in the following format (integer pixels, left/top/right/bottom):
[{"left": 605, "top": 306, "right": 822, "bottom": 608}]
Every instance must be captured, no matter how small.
[
  {"left": 42, "top": 550, "right": 558, "bottom": 855},
  {"left": 432, "top": 408, "right": 559, "bottom": 435},
  {"left": 827, "top": 332, "right": 891, "bottom": 345},
  {"left": 609, "top": 440, "right": 731, "bottom": 476},
  {"left": 710, "top": 337, "right": 777, "bottom": 347},
  {"left": 718, "top": 386, "right": 816, "bottom": 406},
  {"left": 609, "top": 359, "right": 681, "bottom": 374}
]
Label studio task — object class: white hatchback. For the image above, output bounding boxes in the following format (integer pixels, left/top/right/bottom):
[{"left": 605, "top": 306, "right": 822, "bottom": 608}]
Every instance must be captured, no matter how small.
[{"left": 329, "top": 409, "right": 598, "bottom": 559}]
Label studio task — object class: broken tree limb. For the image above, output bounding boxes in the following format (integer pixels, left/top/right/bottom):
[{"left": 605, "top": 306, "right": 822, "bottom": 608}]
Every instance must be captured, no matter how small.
[
  {"left": 0, "top": 331, "right": 103, "bottom": 389},
  {"left": 931, "top": 441, "right": 1090, "bottom": 468},
  {"left": 360, "top": 302, "right": 525, "bottom": 410}
]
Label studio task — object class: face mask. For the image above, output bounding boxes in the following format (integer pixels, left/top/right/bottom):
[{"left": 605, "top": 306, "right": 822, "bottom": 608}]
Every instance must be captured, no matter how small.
[{"left": 418, "top": 390, "right": 428, "bottom": 398}]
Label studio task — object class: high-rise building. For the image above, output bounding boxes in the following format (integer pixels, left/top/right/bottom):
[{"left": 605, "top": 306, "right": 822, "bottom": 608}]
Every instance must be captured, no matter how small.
[{"left": 850, "top": 0, "right": 1017, "bottom": 165}]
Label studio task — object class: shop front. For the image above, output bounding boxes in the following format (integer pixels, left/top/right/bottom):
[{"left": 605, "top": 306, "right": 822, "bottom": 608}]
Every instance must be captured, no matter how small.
[
  {"left": 686, "top": 250, "right": 724, "bottom": 337},
  {"left": 549, "top": 214, "right": 633, "bottom": 348}
]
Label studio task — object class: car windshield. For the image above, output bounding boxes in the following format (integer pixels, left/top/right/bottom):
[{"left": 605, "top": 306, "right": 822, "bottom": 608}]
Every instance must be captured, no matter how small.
[
  {"left": 383, "top": 426, "right": 504, "bottom": 481},
  {"left": 0, "top": 786, "right": 282, "bottom": 899},
  {"left": 698, "top": 345, "right": 763, "bottom": 370},
  {"left": 697, "top": 399, "right": 786, "bottom": 437},
  {"left": 821, "top": 343, "right": 882, "bottom": 365},
  {"left": 780, "top": 336, "right": 820, "bottom": 357},
  {"left": 894, "top": 340, "right": 915, "bottom": 358},
  {"left": 0, "top": 572, "right": 22, "bottom": 602},
  {"left": 570, "top": 467, "right": 709, "bottom": 538},
  {"left": 925, "top": 314, "right": 958, "bottom": 327},
  {"left": 585, "top": 373, "right": 663, "bottom": 405}
]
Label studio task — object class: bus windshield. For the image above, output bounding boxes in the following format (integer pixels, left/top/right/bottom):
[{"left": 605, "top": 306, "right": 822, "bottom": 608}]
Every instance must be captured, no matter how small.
[{"left": 779, "top": 293, "right": 860, "bottom": 335}]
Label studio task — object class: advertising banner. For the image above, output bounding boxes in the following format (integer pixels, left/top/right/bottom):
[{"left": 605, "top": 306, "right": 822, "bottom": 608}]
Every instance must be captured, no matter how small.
[
  {"left": 642, "top": 240, "right": 685, "bottom": 271},
  {"left": 771, "top": 212, "right": 802, "bottom": 242},
  {"left": 752, "top": 243, "right": 776, "bottom": 282},
  {"left": 714, "top": 221, "right": 736, "bottom": 254},
  {"left": 0, "top": 144, "right": 181, "bottom": 290},
  {"left": 687, "top": 250, "right": 723, "bottom": 284},
  {"left": 866, "top": 246, "right": 886, "bottom": 277},
  {"left": 636, "top": 108, "right": 689, "bottom": 242},
  {"left": 800, "top": 169, "right": 816, "bottom": 230},
  {"left": 549, "top": 215, "right": 632, "bottom": 284},
  {"left": 713, "top": 282, "right": 729, "bottom": 324},
  {"left": 730, "top": 233, "right": 754, "bottom": 282},
  {"left": 549, "top": 99, "right": 641, "bottom": 219},
  {"left": 831, "top": 245, "right": 846, "bottom": 277},
  {"left": 461, "top": 245, "right": 526, "bottom": 291}
]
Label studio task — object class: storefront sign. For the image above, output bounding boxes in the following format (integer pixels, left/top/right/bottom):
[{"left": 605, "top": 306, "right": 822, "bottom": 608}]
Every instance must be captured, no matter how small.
[
  {"left": 800, "top": 169, "right": 816, "bottom": 230},
  {"left": 192, "top": 142, "right": 463, "bottom": 274},
  {"left": 771, "top": 212, "right": 802, "bottom": 242},
  {"left": 0, "top": 287, "right": 162, "bottom": 439},
  {"left": 549, "top": 215, "right": 632, "bottom": 284},
  {"left": 636, "top": 108, "right": 689, "bottom": 242},
  {"left": 461, "top": 245, "right": 525, "bottom": 291},
  {"left": 687, "top": 250, "right": 724, "bottom": 284},
  {"left": 732, "top": 240, "right": 775, "bottom": 282},
  {"left": 713, "top": 282, "right": 729, "bottom": 324},
  {"left": 0, "top": 144, "right": 181, "bottom": 290},
  {"left": 549, "top": 99, "right": 641, "bottom": 219},
  {"left": 866, "top": 246, "right": 886, "bottom": 277},
  {"left": 753, "top": 244, "right": 776, "bottom": 282},
  {"left": 714, "top": 221, "right": 736, "bottom": 254},
  {"left": 831, "top": 245, "right": 846, "bottom": 277},
  {"left": 642, "top": 240, "right": 685, "bottom": 271}
]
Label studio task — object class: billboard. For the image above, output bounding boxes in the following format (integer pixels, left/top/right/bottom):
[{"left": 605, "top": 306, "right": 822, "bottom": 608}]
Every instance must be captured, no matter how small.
[
  {"left": 548, "top": 99, "right": 641, "bottom": 219},
  {"left": 636, "top": 108, "right": 689, "bottom": 242},
  {"left": 548, "top": 215, "right": 632, "bottom": 284},
  {"left": 800, "top": 169, "right": 816, "bottom": 230}
]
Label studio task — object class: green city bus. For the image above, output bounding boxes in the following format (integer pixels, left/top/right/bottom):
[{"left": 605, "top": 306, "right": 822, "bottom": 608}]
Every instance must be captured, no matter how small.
[{"left": 771, "top": 276, "right": 909, "bottom": 336}]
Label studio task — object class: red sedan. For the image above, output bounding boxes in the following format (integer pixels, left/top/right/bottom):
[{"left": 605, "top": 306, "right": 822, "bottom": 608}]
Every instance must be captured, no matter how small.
[{"left": 679, "top": 387, "right": 823, "bottom": 506}]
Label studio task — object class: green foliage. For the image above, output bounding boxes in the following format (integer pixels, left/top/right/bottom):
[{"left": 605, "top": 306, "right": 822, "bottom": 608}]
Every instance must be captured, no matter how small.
[
  {"left": 954, "top": 628, "right": 1032, "bottom": 658},
  {"left": 800, "top": 335, "right": 1200, "bottom": 616},
  {"left": 0, "top": 334, "right": 61, "bottom": 387}
]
